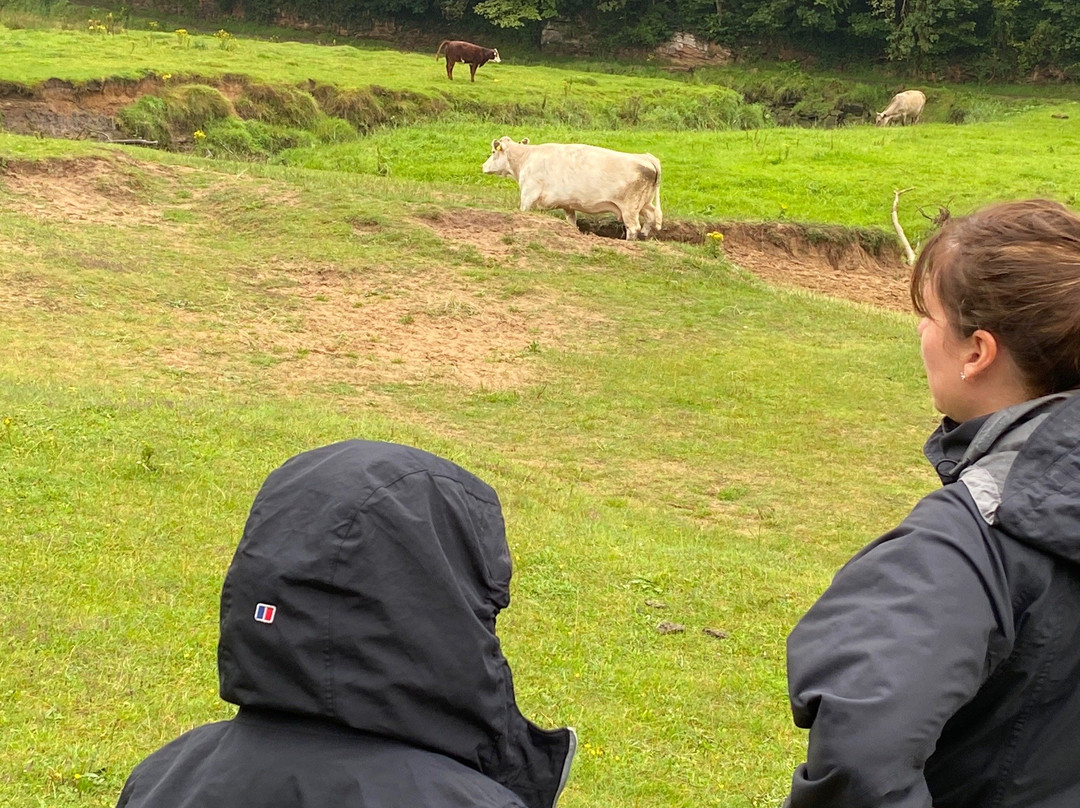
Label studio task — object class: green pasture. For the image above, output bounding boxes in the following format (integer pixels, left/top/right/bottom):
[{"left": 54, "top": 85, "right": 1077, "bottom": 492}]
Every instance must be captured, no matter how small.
[
  {"left": 278, "top": 104, "right": 1080, "bottom": 239},
  {"left": 3, "top": 12, "right": 1080, "bottom": 808},
  {"left": 0, "top": 22, "right": 747, "bottom": 105},
  {"left": 1, "top": 132, "right": 935, "bottom": 808}
]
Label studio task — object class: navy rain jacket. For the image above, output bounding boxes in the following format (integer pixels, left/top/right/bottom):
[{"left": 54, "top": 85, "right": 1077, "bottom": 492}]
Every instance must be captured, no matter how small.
[
  {"left": 116, "top": 440, "right": 576, "bottom": 808},
  {"left": 786, "top": 392, "right": 1080, "bottom": 808}
]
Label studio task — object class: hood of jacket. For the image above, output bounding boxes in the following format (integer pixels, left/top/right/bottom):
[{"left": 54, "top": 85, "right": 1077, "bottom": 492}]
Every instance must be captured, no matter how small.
[
  {"left": 924, "top": 390, "right": 1080, "bottom": 565},
  {"left": 217, "top": 440, "right": 574, "bottom": 808}
]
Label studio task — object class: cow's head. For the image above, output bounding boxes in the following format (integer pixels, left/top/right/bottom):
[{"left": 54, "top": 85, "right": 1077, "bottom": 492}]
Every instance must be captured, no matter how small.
[
  {"left": 875, "top": 111, "right": 889, "bottom": 126},
  {"left": 491, "top": 48, "right": 501, "bottom": 63},
  {"left": 482, "top": 136, "right": 519, "bottom": 176}
]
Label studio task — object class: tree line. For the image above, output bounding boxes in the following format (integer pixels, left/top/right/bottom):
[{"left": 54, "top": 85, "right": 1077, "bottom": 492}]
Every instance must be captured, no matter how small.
[{"left": 205, "top": 0, "right": 1079, "bottom": 79}]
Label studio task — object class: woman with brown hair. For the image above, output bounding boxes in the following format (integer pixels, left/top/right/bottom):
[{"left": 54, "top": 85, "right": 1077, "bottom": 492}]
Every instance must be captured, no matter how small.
[{"left": 783, "top": 199, "right": 1080, "bottom": 808}]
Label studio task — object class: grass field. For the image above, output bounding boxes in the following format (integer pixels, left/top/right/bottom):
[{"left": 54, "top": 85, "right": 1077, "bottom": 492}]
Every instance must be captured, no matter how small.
[
  {"left": 278, "top": 105, "right": 1080, "bottom": 237},
  {"left": 2, "top": 12, "right": 1079, "bottom": 808}
]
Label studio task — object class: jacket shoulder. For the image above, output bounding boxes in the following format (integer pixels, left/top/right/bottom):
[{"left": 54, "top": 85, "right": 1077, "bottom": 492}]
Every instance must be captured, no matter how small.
[{"left": 116, "top": 718, "right": 529, "bottom": 808}]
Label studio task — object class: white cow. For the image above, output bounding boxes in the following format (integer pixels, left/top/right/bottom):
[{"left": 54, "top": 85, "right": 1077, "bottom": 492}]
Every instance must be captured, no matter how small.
[
  {"left": 481, "top": 136, "right": 662, "bottom": 240},
  {"left": 876, "top": 90, "right": 926, "bottom": 126}
]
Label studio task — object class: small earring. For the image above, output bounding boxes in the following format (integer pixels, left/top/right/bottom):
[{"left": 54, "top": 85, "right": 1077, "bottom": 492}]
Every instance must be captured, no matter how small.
[{"left": 960, "top": 371, "right": 967, "bottom": 381}]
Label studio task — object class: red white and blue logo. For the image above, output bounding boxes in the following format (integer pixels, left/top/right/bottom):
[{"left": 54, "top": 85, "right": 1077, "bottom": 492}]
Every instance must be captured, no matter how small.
[{"left": 254, "top": 603, "right": 277, "bottom": 624}]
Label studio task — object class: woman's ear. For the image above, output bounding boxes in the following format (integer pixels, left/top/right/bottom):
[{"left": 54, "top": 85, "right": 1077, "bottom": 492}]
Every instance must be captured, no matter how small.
[
  {"left": 961, "top": 329, "right": 999, "bottom": 381},
  {"left": 960, "top": 329, "right": 1035, "bottom": 410}
]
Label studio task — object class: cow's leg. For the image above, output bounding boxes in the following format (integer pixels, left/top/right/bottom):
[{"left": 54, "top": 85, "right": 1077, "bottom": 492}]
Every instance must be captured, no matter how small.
[
  {"left": 648, "top": 188, "right": 663, "bottom": 234},
  {"left": 446, "top": 59, "right": 454, "bottom": 79},
  {"left": 562, "top": 209, "right": 577, "bottom": 228},
  {"left": 616, "top": 202, "right": 643, "bottom": 240},
  {"left": 639, "top": 202, "right": 656, "bottom": 237},
  {"left": 519, "top": 187, "right": 542, "bottom": 212},
  {"left": 470, "top": 63, "right": 478, "bottom": 82}
]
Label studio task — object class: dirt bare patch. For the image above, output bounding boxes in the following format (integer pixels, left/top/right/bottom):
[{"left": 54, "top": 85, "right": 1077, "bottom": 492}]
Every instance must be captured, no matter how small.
[
  {"left": 677, "top": 220, "right": 911, "bottom": 312},
  {"left": 153, "top": 257, "right": 607, "bottom": 392},
  {"left": 0, "top": 77, "right": 167, "bottom": 140},
  {"left": 580, "top": 215, "right": 911, "bottom": 311},
  {"left": 0, "top": 155, "right": 189, "bottom": 227},
  {"left": 412, "top": 208, "right": 638, "bottom": 261}
]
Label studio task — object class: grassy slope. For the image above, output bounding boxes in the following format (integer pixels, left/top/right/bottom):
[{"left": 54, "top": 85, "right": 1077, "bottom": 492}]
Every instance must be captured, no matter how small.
[
  {"left": 0, "top": 24, "right": 724, "bottom": 102},
  {"left": 0, "top": 138, "right": 936, "bottom": 807},
  {"left": 3, "top": 19, "right": 1076, "bottom": 808}
]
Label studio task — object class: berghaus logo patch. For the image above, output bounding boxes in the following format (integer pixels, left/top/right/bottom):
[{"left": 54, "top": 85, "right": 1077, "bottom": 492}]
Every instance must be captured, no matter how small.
[{"left": 254, "top": 603, "right": 277, "bottom": 624}]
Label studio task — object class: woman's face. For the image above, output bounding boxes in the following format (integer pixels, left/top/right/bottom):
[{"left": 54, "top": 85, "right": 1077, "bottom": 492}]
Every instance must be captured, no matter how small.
[{"left": 918, "top": 284, "right": 973, "bottom": 421}]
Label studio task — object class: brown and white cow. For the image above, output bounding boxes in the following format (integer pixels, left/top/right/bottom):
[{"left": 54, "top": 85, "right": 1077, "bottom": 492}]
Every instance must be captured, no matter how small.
[
  {"left": 435, "top": 40, "right": 501, "bottom": 82},
  {"left": 876, "top": 90, "right": 926, "bottom": 126},
  {"left": 481, "top": 136, "right": 662, "bottom": 241}
]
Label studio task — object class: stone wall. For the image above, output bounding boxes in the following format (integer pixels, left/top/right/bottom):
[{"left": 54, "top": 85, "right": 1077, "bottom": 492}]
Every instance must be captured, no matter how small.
[
  {"left": 540, "top": 20, "right": 596, "bottom": 55},
  {"left": 654, "top": 32, "right": 732, "bottom": 67},
  {"left": 540, "top": 23, "right": 732, "bottom": 67}
]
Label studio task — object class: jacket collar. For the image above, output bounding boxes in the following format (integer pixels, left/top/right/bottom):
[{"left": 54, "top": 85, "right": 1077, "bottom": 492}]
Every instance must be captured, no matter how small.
[{"left": 924, "top": 392, "right": 1077, "bottom": 484}]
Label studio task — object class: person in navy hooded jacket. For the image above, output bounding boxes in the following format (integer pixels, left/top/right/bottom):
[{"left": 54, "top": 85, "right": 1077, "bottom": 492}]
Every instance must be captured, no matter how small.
[
  {"left": 784, "top": 199, "right": 1080, "bottom": 808},
  {"left": 117, "top": 440, "right": 576, "bottom": 808}
]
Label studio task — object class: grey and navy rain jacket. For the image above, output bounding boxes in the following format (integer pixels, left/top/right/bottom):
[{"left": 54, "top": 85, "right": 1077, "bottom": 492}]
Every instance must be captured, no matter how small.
[
  {"left": 116, "top": 440, "right": 576, "bottom": 808},
  {"left": 785, "top": 391, "right": 1080, "bottom": 808}
]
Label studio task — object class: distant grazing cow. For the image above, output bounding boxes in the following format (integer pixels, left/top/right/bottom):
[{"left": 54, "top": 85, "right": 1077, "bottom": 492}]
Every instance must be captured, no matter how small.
[
  {"left": 876, "top": 90, "right": 926, "bottom": 126},
  {"left": 435, "top": 40, "right": 501, "bottom": 82},
  {"left": 482, "top": 136, "right": 662, "bottom": 240}
]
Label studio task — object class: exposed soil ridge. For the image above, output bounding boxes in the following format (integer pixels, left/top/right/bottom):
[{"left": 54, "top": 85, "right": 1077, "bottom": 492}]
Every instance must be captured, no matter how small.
[
  {"left": 0, "top": 75, "right": 257, "bottom": 141},
  {"left": 575, "top": 216, "right": 910, "bottom": 311},
  {"left": 0, "top": 76, "right": 168, "bottom": 140}
]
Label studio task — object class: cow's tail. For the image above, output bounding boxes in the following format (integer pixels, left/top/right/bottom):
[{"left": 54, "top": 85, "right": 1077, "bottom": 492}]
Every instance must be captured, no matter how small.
[
  {"left": 435, "top": 40, "right": 448, "bottom": 61},
  {"left": 649, "top": 156, "right": 663, "bottom": 232}
]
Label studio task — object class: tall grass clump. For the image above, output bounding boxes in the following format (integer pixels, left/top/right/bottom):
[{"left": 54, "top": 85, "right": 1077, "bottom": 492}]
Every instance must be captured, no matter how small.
[
  {"left": 167, "top": 84, "right": 234, "bottom": 131},
  {"left": 118, "top": 84, "right": 350, "bottom": 157},
  {"left": 198, "top": 117, "right": 260, "bottom": 158},
  {"left": 728, "top": 70, "right": 887, "bottom": 126},
  {"left": 945, "top": 93, "right": 1014, "bottom": 124},
  {"left": 311, "top": 115, "right": 359, "bottom": 144},
  {"left": 233, "top": 83, "right": 320, "bottom": 128},
  {"left": 619, "top": 87, "right": 769, "bottom": 130},
  {"left": 197, "top": 117, "right": 315, "bottom": 159},
  {"left": 311, "top": 84, "right": 447, "bottom": 133},
  {"left": 116, "top": 95, "right": 172, "bottom": 146},
  {"left": 0, "top": 0, "right": 86, "bottom": 29},
  {"left": 117, "top": 84, "right": 234, "bottom": 147},
  {"left": 544, "top": 98, "right": 597, "bottom": 128}
]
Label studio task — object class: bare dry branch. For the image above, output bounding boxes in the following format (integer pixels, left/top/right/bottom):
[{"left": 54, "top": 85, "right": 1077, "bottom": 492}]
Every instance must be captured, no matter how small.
[
  {"left": 90, "top": 131, "right": 159, "bottom": 146},
  {"left": 892, "top": 187, "right": 916, "bottom": 265}
]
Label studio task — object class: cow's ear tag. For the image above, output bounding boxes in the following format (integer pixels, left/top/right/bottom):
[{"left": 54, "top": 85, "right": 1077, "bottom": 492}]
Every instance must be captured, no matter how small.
[{"left": 494, "top": 142, "right": 503, "bottom": 151}]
